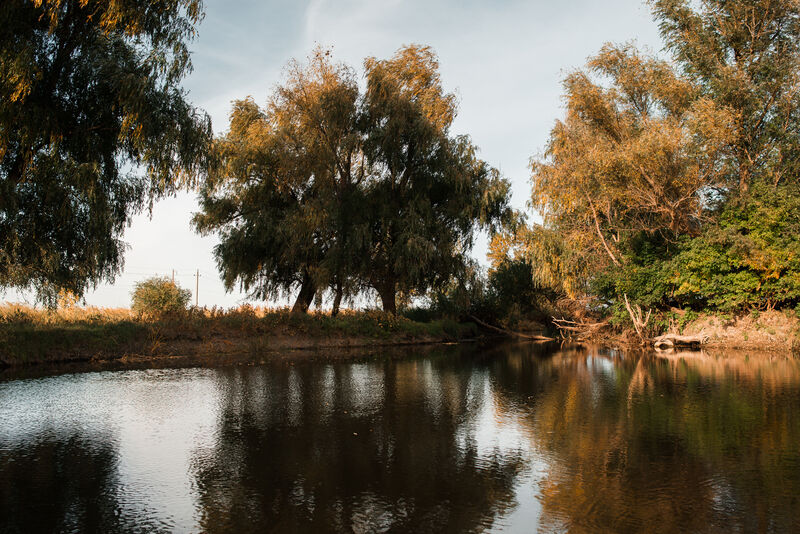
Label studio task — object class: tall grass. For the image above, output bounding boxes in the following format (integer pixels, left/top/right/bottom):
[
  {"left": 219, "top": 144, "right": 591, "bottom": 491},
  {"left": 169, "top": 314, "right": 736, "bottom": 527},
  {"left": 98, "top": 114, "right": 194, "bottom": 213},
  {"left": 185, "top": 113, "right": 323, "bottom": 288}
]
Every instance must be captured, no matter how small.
[
  {"left": 0, "top": 303, "right": 476, "bottom": 366},
  {"left": 0, "top": 303, "right": 135, "bottom": 324}
]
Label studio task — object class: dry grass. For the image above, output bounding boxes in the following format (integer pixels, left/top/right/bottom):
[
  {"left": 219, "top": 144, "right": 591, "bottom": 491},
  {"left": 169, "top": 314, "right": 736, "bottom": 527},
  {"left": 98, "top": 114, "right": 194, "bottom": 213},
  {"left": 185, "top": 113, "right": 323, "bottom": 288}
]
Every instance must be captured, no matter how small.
[
  {"left": 681, "top": 310, "right": 800, "bottom": 352},
  {"left": 0, "top": 303, "right": 475, "bottom": 366},
  {"left": 0, "top": 302, "right": 135, "bottom": 324}
]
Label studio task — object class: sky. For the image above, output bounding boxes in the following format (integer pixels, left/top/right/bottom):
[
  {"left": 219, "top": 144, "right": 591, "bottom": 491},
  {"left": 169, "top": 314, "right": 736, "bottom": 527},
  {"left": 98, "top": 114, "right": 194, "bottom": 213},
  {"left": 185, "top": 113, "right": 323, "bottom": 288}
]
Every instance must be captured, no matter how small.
[{"left": 3, "top": 0, "right": 663, "bottom": 309}]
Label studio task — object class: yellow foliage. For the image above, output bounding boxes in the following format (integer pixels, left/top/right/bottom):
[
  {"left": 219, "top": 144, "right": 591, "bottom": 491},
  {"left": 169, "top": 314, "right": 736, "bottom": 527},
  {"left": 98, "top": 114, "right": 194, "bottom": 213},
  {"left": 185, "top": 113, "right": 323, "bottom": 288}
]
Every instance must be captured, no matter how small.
[{"left": 527, "top": 44, "right": 737, "bottom": 296}]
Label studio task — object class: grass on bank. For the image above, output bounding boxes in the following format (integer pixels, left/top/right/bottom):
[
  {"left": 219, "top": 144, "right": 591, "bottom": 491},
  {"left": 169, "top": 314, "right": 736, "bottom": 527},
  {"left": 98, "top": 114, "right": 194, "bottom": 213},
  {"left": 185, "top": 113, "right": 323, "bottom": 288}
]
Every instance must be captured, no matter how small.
[{"left": 0, "top": 303, "right": 478, "bottom": 366}]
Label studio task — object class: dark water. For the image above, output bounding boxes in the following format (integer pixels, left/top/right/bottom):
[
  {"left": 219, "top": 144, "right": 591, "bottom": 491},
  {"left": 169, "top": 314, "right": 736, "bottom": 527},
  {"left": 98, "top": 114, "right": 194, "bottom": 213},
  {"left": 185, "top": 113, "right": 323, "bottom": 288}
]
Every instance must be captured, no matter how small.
[{"left": 1, "top": 344, "right": 799, "bottom": 533}]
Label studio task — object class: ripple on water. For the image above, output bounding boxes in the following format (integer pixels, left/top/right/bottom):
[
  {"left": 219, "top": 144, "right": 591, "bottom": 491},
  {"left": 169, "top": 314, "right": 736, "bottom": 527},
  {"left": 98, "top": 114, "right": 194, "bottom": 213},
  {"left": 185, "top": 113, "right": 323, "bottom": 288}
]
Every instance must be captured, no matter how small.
[{"left": 1, "top": 346, "right": 799, "bottom": 533}]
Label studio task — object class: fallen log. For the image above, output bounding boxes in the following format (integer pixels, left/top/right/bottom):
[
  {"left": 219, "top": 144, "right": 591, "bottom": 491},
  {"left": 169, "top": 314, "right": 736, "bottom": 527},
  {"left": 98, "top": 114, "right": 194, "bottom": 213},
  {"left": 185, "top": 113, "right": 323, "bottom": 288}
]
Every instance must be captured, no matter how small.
[
  {"left": 468, "top": 315, "right": 554, "bottom": 341},
  {"left": 653, "top": 333, "right": 709, "bottom": 348}
]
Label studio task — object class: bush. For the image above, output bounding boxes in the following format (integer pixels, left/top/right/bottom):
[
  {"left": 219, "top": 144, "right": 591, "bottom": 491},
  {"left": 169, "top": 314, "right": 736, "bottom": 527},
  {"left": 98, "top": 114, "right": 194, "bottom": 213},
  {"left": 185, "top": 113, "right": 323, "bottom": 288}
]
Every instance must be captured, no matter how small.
[
  {"left": 401, "top": 306, "right": 438, "bottom": 323},
  {"left": 590, "top": 181, "right": 800, "bottom": 318},
  {"left": 666, "top": 183, "right": 800, "bottom": 312},
  {"left": 131, "top": 277, "right": 191, "bottom": 318}
]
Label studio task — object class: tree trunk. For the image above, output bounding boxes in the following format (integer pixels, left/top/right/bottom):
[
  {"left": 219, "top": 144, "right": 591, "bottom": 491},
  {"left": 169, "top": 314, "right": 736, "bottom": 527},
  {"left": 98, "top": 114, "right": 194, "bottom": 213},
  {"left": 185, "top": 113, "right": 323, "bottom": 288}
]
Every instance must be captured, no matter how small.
[
  {"left": 739, "top": 159, "right": 751, "bottom": 194},
  {"left": 623, "top": 294, "right": 651, "bottom": 342},
  {"left": 291, "top": 272, "right": 315, "bottom": 314},
  {"left": 377, "top": 281, "right": 396, "bottom": 315},
  {"left": 331, "top": 280, "right": 343, "bottom": 317}
]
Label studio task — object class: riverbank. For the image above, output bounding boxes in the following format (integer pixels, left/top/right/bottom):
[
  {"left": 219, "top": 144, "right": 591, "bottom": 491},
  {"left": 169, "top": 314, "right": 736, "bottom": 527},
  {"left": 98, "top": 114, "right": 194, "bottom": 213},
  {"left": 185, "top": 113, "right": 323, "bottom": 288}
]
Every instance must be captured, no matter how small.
[
  {"left": 4, "top": 302, "right": 798, "bottom": 371},
  {"left": 574, "top": 309, "right": 800, "bottom": 353},
  {"left": 677, "top": 309, "right": 800, "bottom": 352},
  {"left": 0, "top": 304, "right": 479, "bottom": 368}
]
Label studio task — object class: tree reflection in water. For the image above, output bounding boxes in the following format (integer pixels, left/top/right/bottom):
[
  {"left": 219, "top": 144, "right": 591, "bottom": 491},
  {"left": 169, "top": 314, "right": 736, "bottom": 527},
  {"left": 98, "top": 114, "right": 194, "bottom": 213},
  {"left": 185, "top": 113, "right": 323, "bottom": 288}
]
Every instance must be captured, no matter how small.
[
  {"left": 0, "top": 431, "right": 130, "bottom": 533},
  {"left": 487, "top": 345, "right": 800, "bottom": 534},
  {"left": 1, "top": 344, "right": 798, "bottom": 533},
  {"left": 191, "top": 353, "right": 528, "bottom": 532}
]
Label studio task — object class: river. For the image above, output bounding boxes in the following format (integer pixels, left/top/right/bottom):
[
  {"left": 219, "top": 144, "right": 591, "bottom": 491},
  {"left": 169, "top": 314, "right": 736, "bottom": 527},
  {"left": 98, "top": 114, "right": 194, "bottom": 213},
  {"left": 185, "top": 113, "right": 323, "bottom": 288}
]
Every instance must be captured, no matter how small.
[{"left": 1, "top": 343, "right": 798, "bottom": 533}]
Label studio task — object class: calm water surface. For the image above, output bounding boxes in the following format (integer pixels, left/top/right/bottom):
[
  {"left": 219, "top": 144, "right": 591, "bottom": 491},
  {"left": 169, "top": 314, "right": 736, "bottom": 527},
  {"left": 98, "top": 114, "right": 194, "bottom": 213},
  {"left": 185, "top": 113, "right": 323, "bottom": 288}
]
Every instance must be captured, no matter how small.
[{"left": 1, "top": 344, "right": 799, "bottom": 533}]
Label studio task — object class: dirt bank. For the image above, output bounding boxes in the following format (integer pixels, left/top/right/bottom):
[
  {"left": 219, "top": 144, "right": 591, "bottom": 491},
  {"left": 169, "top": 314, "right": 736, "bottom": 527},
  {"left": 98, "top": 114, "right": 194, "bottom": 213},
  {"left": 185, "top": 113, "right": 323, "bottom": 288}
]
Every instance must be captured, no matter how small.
[
  {"left": 564, "top": 310, "right": 800, "bottom": 353},
  {"left": 680, "top": 310, "right": 800, "bottom": 352},
  {"left": 0, "top": 327, "right": 476, "bottom": 368}
]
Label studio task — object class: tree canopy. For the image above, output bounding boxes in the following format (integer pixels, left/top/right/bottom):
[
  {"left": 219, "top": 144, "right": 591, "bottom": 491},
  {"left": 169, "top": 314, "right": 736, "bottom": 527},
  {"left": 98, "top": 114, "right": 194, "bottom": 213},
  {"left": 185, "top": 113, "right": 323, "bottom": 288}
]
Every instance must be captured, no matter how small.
[
  {"left": 360, "top": 46, "right": 511, "bottom": 313},
  {"left": 195, "top": 45, "right": 511, "bottom": 314},
  {"left": 531, "top": 43, "right": 734, "bottom": 278},
  {"left": 526, "top": 0, "right": 800, "bottom": 322},
  {"left": 0, "top": 0, "right": 211, "bottom": 304},
  {"left": 652, "top": 0, "right": 800, "bottom": 191},
  {"left": 194, "top": 49, "right": 364, "bottom": 313}
]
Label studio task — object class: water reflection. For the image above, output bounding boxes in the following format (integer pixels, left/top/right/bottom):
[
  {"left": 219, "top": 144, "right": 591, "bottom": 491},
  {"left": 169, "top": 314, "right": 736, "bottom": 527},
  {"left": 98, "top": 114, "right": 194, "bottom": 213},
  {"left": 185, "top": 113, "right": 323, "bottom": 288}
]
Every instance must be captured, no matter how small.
[
  {"left": 487, "top": 346, "right": 800, "bottom": 533},
  {"left": 0, "top": 431, "right": 123, "bottom": 533},
  {"left": 1, "top": 345, "right": 799, "bottom": 533},
  {"left": 191, "top": 357, "right": 527, "bottom": 532}
]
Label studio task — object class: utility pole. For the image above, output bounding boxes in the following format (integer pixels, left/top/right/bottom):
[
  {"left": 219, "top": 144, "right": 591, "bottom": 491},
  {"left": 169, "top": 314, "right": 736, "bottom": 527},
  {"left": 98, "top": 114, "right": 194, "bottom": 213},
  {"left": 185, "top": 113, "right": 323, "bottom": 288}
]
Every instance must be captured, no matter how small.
[
  {"left": 172, "top": 269, "right": 175, "bottom": 284},
  {"left": 195, "top": 269, "right": 200, "bottom": 307}
]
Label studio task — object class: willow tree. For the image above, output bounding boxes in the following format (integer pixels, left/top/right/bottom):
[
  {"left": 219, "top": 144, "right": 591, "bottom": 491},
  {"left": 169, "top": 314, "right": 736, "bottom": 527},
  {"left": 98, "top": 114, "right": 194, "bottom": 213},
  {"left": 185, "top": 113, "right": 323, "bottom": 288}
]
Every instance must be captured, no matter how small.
[
  {"left": 530, "top": 44, "right": 734, "bottom": 296},
  {"left": 196, "top": 45, "right": 511, "bottom": 314},
  {"left": 361, "top": 46, "right": 512, "bottom": 313},
  {"left": 529, "top": 1, "right": 800, "bottom": 319},
  {"left": 651, "top": 0, "right": 800, "bottom": 192},
  {"left": 194, "top": 50, "right": 367, "bottom": 313},
  {"left": 0, "top": 0, "right": 211, "bottom": 303}
]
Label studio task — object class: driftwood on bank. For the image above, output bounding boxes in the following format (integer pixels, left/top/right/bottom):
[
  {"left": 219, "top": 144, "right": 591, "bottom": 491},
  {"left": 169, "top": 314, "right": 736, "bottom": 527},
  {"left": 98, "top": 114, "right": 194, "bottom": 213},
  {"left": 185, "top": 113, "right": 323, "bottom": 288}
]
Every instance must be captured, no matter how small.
[
  {"left": 551, "top": 317, "right": 608, "bottom": 341},
  {"left": 468, "top": 315, "right": 554, "bottom": 341},
  {"left": 653, "top": 333, "right": 709, "bottom": 348}
]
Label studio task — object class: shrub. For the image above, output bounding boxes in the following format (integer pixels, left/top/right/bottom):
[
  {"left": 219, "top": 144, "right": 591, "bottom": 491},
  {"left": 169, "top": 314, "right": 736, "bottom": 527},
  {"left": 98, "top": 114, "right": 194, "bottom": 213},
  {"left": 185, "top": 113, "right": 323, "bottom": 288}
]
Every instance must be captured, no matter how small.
[
  {"left": 401, "top": 306, "right": 438, "bottom": 323},
  {"left": 590, "top": 182, "right": 800, "bottom": 320},
  {"left": 131, "top": 277, "right": 191, "bottom": 318}
]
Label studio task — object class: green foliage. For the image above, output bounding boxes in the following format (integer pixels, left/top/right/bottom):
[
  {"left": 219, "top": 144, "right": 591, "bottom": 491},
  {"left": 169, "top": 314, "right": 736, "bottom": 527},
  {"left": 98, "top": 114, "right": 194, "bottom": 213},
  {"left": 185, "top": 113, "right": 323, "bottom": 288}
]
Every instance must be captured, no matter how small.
[
  {"left": 131, "top": 277, "right": 191, "bottom": 317},
  {"left": 667, "top": 182, "right": 800, "bottom": 312},
  {"left": 195, "top": 45, "right": 511, "bottom": 314},
  {"left": 591, "top": 182, "right": 800, "bottom": 315},
  {"left": 525, "top": 0, "right": 800, "bottom": 326},
  {"left": 483, "top": 258, "right": 558, "bottom": 326},
  {"left": 419, "top": 256, "right": 561, "bottom": 330},
  {"left": 0, "top": 0, "right": 211, "bottom": 304}
]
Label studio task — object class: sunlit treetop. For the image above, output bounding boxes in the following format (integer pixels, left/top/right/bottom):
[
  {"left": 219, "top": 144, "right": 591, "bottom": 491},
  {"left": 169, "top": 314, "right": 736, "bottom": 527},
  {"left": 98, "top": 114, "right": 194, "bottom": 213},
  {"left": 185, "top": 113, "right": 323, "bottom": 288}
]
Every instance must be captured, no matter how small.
[
  {"left": 533, "top": 44, "right": 735, "bottom": 244},
  {"left": 650, "top": 0, "right": 800, "bottom": 189},
  {"left": 364, "top": 45, "right": 458, "bottom": 133}
]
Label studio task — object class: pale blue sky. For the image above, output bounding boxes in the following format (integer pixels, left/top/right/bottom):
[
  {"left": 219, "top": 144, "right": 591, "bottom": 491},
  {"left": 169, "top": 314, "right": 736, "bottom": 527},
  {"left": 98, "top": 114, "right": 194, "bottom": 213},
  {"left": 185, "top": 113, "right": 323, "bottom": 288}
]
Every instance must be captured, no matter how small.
[{"left": 4, "top": 0, "right": 663, "bottom": 308}]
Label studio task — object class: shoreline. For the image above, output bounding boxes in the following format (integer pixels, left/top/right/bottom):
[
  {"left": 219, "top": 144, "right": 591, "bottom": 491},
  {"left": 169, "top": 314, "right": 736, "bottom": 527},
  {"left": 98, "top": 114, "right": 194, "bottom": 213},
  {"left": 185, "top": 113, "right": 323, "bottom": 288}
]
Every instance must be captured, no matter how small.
[
  {"left": 564, "top": 309, "right": 800, "bottom": 355},
  {"left": 0, "top": 304, "right": 486, "bottom": 369},
  {"left": 1, "top": 330, "right": 797, "bottom": 383},
  {"left": 0, "top": 328, "right": 477, "bottom": 368},
  {"left": 582, "top": 334, "right": 799, "bottom": 354},
  {"left": 2, "top": 305, "right": 798, "bottom": 379},
  {"left": 0, "top": 335, "right": 502, "bottom": 382}
]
